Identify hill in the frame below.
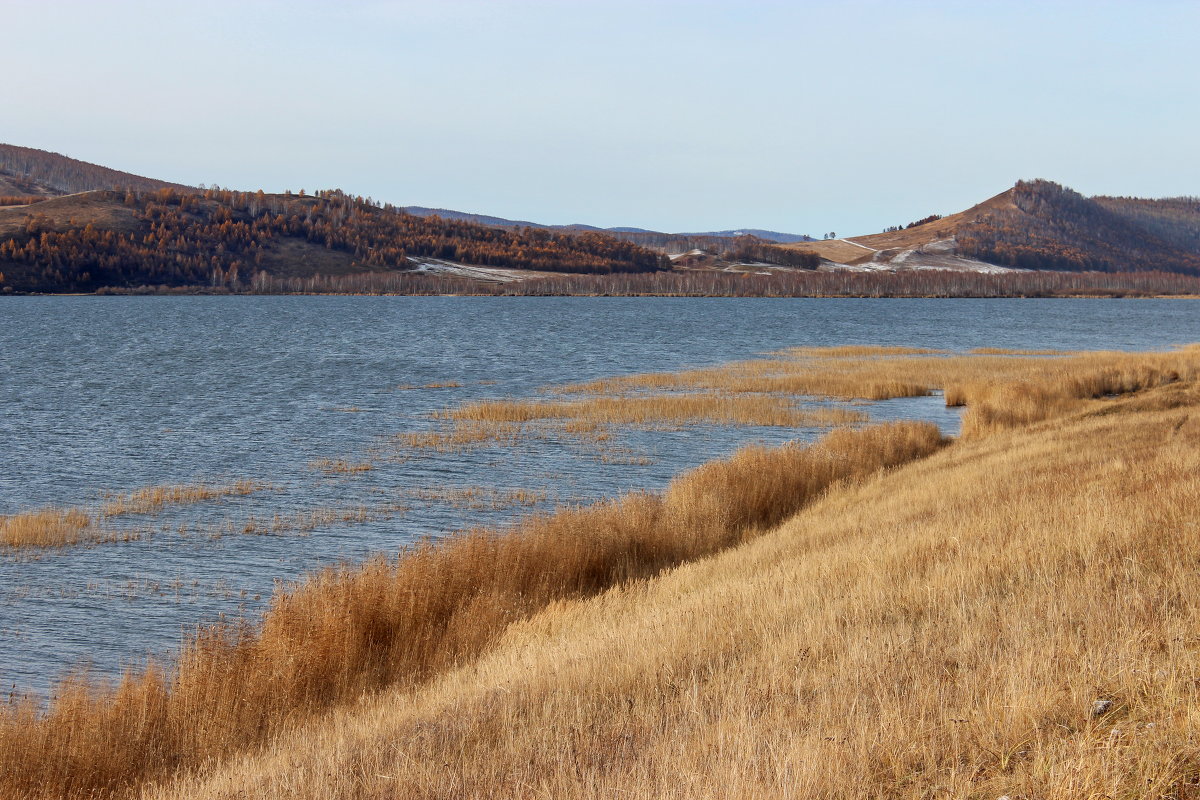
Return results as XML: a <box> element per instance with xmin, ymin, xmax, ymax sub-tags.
<box><xmin>2</xmin><ymin>143</ymin><xmax>1197</xmax><ymax>292</ymax></box>
<box><xmin>786</xmin><ymin>180</ymin><xmax>1200</xmax><ymax>275</ymax></box>
<box><xmin>401</xmin><ymin>205</ymin><xmax>814</xmax><ymax>250</ymax></box>
<box><xmin>0</xmin><ymin>188</ymin><xmax>668</xmax><ymax>293</ymax></box>
<box><xmin>0</xmin><ymin>143</ymin><xmax>189</xmax><ymax>197</ymax></box>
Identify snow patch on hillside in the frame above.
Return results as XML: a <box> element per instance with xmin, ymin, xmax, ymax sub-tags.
<box><xmin>406</xmin><ymin>257</ymin><xmax>531</xmax><ymax>282</ymax></box>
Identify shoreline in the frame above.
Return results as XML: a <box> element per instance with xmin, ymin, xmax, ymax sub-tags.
<box><xmin>4</xmin><ymin>291</ymin><xmax>1200</xmax><ymax>300</ymax></box>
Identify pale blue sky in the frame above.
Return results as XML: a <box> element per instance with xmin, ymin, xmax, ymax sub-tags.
<box><xmin>8</xmin><ymin>0</ymin><xmax>1198</xmax><ymax>235</ymax></box>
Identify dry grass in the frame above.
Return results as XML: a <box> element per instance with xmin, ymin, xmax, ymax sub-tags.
<box><xmin>780</xmin><ymin>344</ymin><xmax>948</xmax><ymax>357</ymax></box>
<box><xmin>951</xmin><ymin>347</ymin><xmax>1200</xmax><ymax>438</ymax></box>
<box><xmin>443</xmin><ymin>393</ymin><xmax>867</xmax><ymax>427</ymax></box>
<box><xmin>393</xmin><ymin>422</ymin><xmax>524</xmax><ymax>452</ymax></box>
<box><xmin>237</xmin><ymin>505</ymin><xmax>387</xmax><ymax>536</ymax></box>
<box><xmin>0</xmin><ymin>508</ymin><xmax>151</xmax><ymax>549</ymax></box>
<box><xmin>0</xmin><ymin>508</ymin><xmax>100</xmax><ymax>548</ymax></box>
<box><xmin>4</xmin><ymin>480</ymin><xmax>266</xmax><ymax>549</ymax></box>
<box><xmin>969</xmin><ymin>346</ymin><xmax>1070</xmax><ymax>355</ymax></box>
<box><xmin>409</xmin><ymin>486</ymin><xmax>548</xmax><ymax>510</ymax></box>
<box><xmin>144</xmin><ymin>374</ymin><xmax>1200</xmax><ymax>800</ymax></box>
<box><xmin>553</xmin><ymin>346</ymin><xmax>1200</xmax><ymax>411</ymax></box>
<box><xmin>101</xmin><ymin>481</ymin><xmax>263</xmax><ymax>516</ymax></box>
<box><xmin>551</xmin><ymin>350</ymin><xmax>1022</xmax><ymax>400</ymax></box>
<box><xmin>307</xmin><ymin>459</ymin><xmax>374</xmax><ymax>474</ymax></box>
<box><xmin>0</xmin><ymin>422</ymin><xmax>942</xmax><ymax>799</ymax></box>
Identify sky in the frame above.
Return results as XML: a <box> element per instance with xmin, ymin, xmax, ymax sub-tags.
<box><xmin>7</xmin><ymin>0</ymin><xmax>1199</xmax><ymax>235</ymax></box>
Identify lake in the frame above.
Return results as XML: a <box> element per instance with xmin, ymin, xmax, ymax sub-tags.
<box><xmin>1</xmin><ymin>296</ymin><xmax>1197</xmax><ymax>696</ymax></box>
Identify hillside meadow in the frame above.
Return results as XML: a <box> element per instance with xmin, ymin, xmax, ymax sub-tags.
<box><xmin>1</xmin><ymin>345</ymin><xmax>1198</xmax><ymax>798</ymax></box>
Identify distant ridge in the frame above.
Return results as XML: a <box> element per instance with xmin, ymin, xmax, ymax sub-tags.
<box><xmin>402</xmin><ymin>206</ymin><xmax>813</xmax><ymax>247</ymax></box>
<box><xmin>0</xmin><ymin>143</ymin><xmax>191</xmax><ymax>196</ymax></box>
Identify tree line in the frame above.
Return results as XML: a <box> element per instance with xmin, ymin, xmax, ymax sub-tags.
<box><xmin>0</xmin><ymin>143</ymin><xmax>185</xmax><ymax>195</ymax></box>
<box><xmin>0</xmin><ymin>188</ymin><xmax>669</xmax><ymax>292</ymax></box>
<box><xmin>881</xmin><ymin>213</ymin><xmax>944</xmax><ymax>234</ymax></box>
<box><xmin>207</xmin><ymin>267</ymin><xmax>1200</xmax><ymax>298</ymax></box>
<box><xmin>956</xmin><ymin>180</ymin><xmax>1200</xmax><ymax>274</ymax></box>
<box><xmin>720</xmin><ymin>236</ymin><xmax>821</xmax><ymax>268</ymax></box>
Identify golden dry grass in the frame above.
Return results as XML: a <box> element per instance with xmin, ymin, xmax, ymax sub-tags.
<box><xmin>3</xmin><ymin>480</ymin><xmax>265</xmax><ymax>549</ymax></box>
<box><xmin>952</xmin><ymin>347</ymin><xmax>1200</xmax><ymax>438</ymax></box>
<box><xmin>781</xmin><ymin>344</ymin><xmax>948</xmax><ymax>357</ymax></box>
<box><xmin>101</xmin><ymin>480</ymin><xmax>263</xmax><ymax>516</ymax></box>
<box><xmin>443</xmin><ymin>393</ymin><xmax>867</xmax><ymax>427</ymax></box>
<box><xmin>969</xmin><ymin>346</ymin><xmax>1071</xmax><ymax>355</ymax></box>
<box><xmin>0</xmin><ymin>508</ymin><xmax>99</xmax><ymax>548</ymax></box>
<box><xmin>393</xmin><ymin>422</ymin><xmax>525</xmax><ymax>452</ymax></box>
<box><xmin>553</xmin><ymin>345</ymin><xmax>1200</xmax><ymax>411</ymax></box>
<box><xmin>143</xmin><ymin>374</ymin><xmax>1200</xmax><ymax>800</ymax></box>
<box><xmin>0</xmin><ymin>422</ymin><xmax>942</xmax><ymax>799</ymax></box>
<box><xmin>554</xmin><ymin>352</ymin><xmax>1015</xmax><ymax>400</ymax></box>
<box><xmin>409</xmin><ymin>486</ymin><xmax>548</xmax><ymax>510</ymax></box>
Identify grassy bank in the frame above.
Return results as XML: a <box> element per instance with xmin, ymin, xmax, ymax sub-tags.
<box><xmin>145</xmin><ymin>357</ymin><xmax>1200</xmax><ymax>799</ymax></box>
<box><xmin>4</xmin><ymin>346</ymin><xmax>1199</xmax><ymax>799</ymax></box>
<box><xmin>0</xmin><ymin>422</ymin><xmax>941</xmax><ymax>799</ymax></box>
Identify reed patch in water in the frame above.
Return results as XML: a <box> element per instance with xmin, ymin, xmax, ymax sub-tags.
<box><xmin>408</xmin><ymin>486</ymin><xmax>549</xmax><ymax>510</ymax></box>
<box><xmin>443</xmin><ymin>393</ymin><xmax>867</xmax><ymax>427</ymax></box>
<box><xmin>100</xmin><ymin>480</ymin><xmax>264</xmax><ymax>517</ymax></box>
<box><xmin>394</xmin><ymin>422</ymin><xmax>525</xmax><ymax>452</ymax></box>
<box><xmin>553</xmin><ymin>352</ymin><xmax>1052</xmax><ymax>400</ymax></box>
<box><xmin>0</xmin><ymin>508</ymin><xmax>101</xmax><ymax>548</ymax></box>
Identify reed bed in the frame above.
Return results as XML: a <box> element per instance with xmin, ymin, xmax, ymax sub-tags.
<box><xmin>951</xmin><ymin>347</ymin><xmax>1200</xmax><ymax>438</ymax></box>
<box><xmin>408</xmin><ymin>486</ymin><xmax>549</xmax><ymax>510</ymax></box>
<box><xmin>777</xmin><ymin>344</ymin><xmax>948</xmax><ymax>357</ymax></box>
<box><xmin>393</xmin><ymin>422</ymin><xmax>525</xmax><ymax>452</ymax></box>
<box><xmin>969</xmin><ymin>346</ymin><xmax>1071</xmax><ymax>355</ymax></box>
<box><xmin>0</xmin><ymin>422</ymin><xmax>943</xmax><ymax>800</ymax></box>
<box><xmin>238</xmin><ymin>505</ymin><xmax>375</xmax><ymax>536</ymax></box>
<box><xmin>145</xmin><ymin>375</ymin><xmax>1200</xmax><ymax>800</ymax></box>
<box><xmin>553</xmin><ymin>351</ymin><xmax>1049</xmax><ymax>400</ymax></box>
<box><xmin>0</xmin><ymin>508</ymin><xmax>101</xmax><ymax>548</ymax></box>
<box><xmin>552</xmin><ymin>346</ymin><xmax>1200</xmax><ymax>415</ymax></box>
<box><xmin>443</xmin><ymin>393</ymin><xmax>868</xmax><ymax>427</ymax></box>
<box><xmin>101</xmin><ymin>481</ymin><xmax>263</xmax><ymax>517</ymax></box>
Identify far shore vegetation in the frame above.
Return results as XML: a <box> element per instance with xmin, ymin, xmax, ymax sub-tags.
<box><xmin>14</xmin><ymin>266</ymin><xmax>1200</xmax><ymax>298</ymax></box>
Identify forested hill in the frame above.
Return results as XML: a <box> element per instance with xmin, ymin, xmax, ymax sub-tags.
<box><xmin>0</xmin><ymin>188</ymin><xmax>669</xmax><ymax>293</ymax></box>
<box><xmin>779</xmin><ymin>179</ymin><xmax>1200</xmax><ymax>275</ymax></box>
<box><xmin>955</xmin><ymin>180</ymin><xmax>1200</xmax><ymax>274</ymax></box>
<box><xmin>0</xmin><ymin>143</ymin><xmax>189</xmax><ymax>197</ymax></box>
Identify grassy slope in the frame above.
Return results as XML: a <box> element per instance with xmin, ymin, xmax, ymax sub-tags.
<box><xmin>781</xmin><ymin>189</ymin><xmax>1017</xmax><ymax>265</ymax></box>
<box><xmin>149</xmin><ymin>380</ymin><xmax>1200</xmax><ymax>798</ymax></box>
<box><xmin>0</xmin><ymin>192</ymin><xmax>143</xmax><ymax>237</ymax></box>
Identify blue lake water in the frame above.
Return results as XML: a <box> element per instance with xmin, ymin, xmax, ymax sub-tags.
<box><xmin>1</xmin><ymin>296</ymin><xmax>1197</xmax><ymax>696</ymax></box>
